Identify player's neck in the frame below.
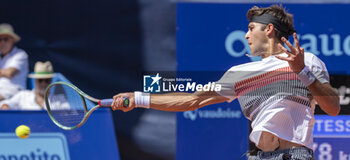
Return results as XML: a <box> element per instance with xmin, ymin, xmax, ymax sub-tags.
<box><xmin>262</xmin><ymin>40</ymin><xmax>283</xmax><ymax>58</ymax></box>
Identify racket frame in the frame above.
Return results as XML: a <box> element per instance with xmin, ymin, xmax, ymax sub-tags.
<box><xmin>45</xmin><ymin>81</ymin><xmax>105</xmax><ymax>130</ymax></box>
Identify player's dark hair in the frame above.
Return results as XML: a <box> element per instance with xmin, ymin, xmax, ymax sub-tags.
<box><xmin>247</xmin><ymin>4</ymin><xmax>295</xmax><ymax>40</ymax></box>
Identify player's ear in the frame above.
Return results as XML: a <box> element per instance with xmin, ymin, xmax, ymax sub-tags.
<box><xmin>265</xmin><ymin>23</ymin><xmax>275</xmax><ymax>37</ymax></box>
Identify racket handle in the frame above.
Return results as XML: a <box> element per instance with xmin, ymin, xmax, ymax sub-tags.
<box><xmin>99</xmin><ymin>99</ymin><xmax>113</xmax><ymax>106</ymax></box>
<box><xmin>99</xmin><ymin>98</ymin><xmax>130</xmax><ymax>107</ymax></box>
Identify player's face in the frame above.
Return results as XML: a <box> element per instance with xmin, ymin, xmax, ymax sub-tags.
<box><xmin>35</xmin><ymin>78</ymin><xmax>52</xmax><ymax>96</ymax></box>
<box><xmin>245</xmin><ymin>22</ymin><xmax>269</xmax><ymax>56</ymax></box>
<box><xmin>0</xmin><ymin>35</ymin><xmax>15</xmax><ymax>55</ymax></box>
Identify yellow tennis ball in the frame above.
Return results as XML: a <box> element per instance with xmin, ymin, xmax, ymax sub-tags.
<box><xmin>15</xmin><ymin>125</ymin><xmax>30</xmax><ymax>139</ymax></box>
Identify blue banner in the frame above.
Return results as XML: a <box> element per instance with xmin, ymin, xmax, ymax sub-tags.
<box><xmin>313</xmin><ymin>137</ymin><xmax>350</xmax><ymax>160</ymax></box>
<box><xmin>313</xmin><ymin>115</ymin><xmax>350</xmax><ymax>160</ymax></box>
<box><xmin>0</xmin><ymin>110</ymin><xmax>120</xmax><ymax>160</ymax></box>
<box><xmin>314</xmin><ymin>115</ymin><xmax>350</xmax><ymax>137</ymax></box>
<box><xmin>0</xmin><ymin>133</ymin><xmax>70</xmax><ymax>160</ymax></box>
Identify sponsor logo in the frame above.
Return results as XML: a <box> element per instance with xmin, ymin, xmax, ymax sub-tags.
<box><xmin>143</xmin><ymin>73</ymin><xmax>222</xmax><ymax>93</ymax></box>
<box><xmin>143</xmin><ymin>73</ymin><xmax>162</xmax><ymax>93</ymax></box>
<box><xmin>162</xmin><ymin>81</ymin><xmax>221</xmax><ymax>92</ymax></box>
<box><xmin>0</xmin><ymin>148</ymin><xmax>62</xmax><ymax>160</ymax></box>
<box><xmin>0</xmin><ymin>133</ymin><xmax>70</xmax><ymax>160</ymax></box>
<box><xmin>225</xmin><ymin>30</ymin><xmax>350</xmax><ymax>61</ymax></box>
<box><xmin>183</xmin><ymin>107</ymin><xmax>241</xmax><ymax>121</ymax></box>
<box><xmin>313</xmin><ymin>115</ymin><xmax>350</xmax><ymax>160</ymax></box>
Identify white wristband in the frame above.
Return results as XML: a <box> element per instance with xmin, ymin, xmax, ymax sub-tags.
<box><xmin>134</xmin><ymin>91</ymin><xmax>150</xmax><ymax>109</ymax></box>
<box><xmin>298</xmin><ymin>66</ymin><xmax>316</xmax><ymax>86</ymax></box>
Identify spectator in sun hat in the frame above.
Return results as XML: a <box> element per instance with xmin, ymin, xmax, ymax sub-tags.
<box><xmin>1</xmin><ymin>61</ymin><xmax>69</xmax><ymax>110</ymax></box>
<box><xmin>0</xmin><ymin>23</ymin><xmax>28</xmax><ymax>101</ymax></box>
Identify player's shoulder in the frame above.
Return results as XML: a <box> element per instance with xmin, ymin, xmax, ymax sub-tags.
<box><xmin>304</xmin><ymin>52</ymin><xmax>317</xmax><ymax>59</ymax></box>
<box><xmin>227</xmin><ymin>61</ymin><xmax>262</xmax><ymax>72</ymax></box>
<box><xmin>304</xmin><ymin>52</ymin><xmax>325</xmax><ymax>64</ymax></box>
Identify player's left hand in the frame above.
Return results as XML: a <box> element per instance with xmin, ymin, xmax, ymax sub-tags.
<box><xmin>112</xmin><ymin>92</ymin><xmax>135</xmax><ymax>112</ymax></box>
<box><xmin>276</xmin><ymin>32</ymin><xmax>305</xmax><ymax>74</ymax></box>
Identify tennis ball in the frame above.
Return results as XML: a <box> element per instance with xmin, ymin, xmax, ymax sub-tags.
<box><xmin>15</xmin><ymin>125</ymin><xmax>30</xmax><ymax>139</ymax></box>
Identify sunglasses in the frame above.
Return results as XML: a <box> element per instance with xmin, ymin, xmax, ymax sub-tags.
<box><xmin>37</xmin><ymin>79</ymin><xmax>52</xmax><ymax>83</ymax></box>
<box><xmin>0</xmin><ymin>37</ymin><xmax>9</xmax><ymax>42</ymax></box>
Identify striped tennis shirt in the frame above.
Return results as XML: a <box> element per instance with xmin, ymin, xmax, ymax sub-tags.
<box><xmin>216</xmin><ymin>52</ymin><xmax>329</xmax><ymax>149</ymax></box>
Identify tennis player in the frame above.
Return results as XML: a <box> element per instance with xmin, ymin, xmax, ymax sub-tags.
<box><xmin>112</xmin><ymin>5</ymin><xmax>340</xmax><ymax>159</ymax></box>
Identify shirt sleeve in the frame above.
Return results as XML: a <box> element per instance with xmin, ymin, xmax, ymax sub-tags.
<box><xmin>6</xmin><ymin>50</ymin><xmax>28</xmax><ymax>71</ymax></box>
<box><xmin>310</xmin><ymin>55</ymin><xmax>329</xmax><ymax>84</ymax></box>
<box><xmin>1</xmin><ymin>93</ymin><xmax>21</xmax><ymax>110</ymax></box>
<box><xmin>215</xmin><ymin>68</ymin><xmax>236</xmax><ymax>102</ymax></box>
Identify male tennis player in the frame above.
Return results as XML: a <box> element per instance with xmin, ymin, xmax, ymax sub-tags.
<box><xmin>112</xmin><ymin>5</ymin><xmax>340</xmax><ymax>159</ymax></box>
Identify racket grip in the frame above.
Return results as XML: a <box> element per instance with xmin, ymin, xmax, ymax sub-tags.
<box><xmin>99</xmin><ymin>98</ymin><xmax>130</xmax><ymax>107</ymax></box>
<box><xmin>99</xmin><ymin>99</ymin><xmax>113</xmax><ymax>106</ymax></box>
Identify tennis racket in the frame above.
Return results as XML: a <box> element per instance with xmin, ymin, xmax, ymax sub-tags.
<box><xmin>44</xmin><ymin>81</ymin><xmax>129</xmax><ymax>130</ymax></box>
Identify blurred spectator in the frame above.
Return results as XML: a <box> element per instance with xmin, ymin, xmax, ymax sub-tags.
<box><xmin>1</xmin><ymin>61</ymin><xmax>56</xmax><ymax>110</ymax></box>
<box><xmin>0</xmin><ymin>23</ymin><xmax>28</xmax><ymax>101</ymax></box>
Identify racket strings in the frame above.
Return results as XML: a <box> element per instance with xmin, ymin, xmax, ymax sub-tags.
<box><xmin>51</xmin><ymin>110</ymin><xmax>85</xmax><ymax>127</ymax></box>
<box><xmin>47</xmin><ymin>83</ymin><xmax>88</xmax><ymax>128</ymax></box>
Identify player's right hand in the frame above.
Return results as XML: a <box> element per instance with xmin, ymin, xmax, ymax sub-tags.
<box><xmin>112</xmin><ymin>92</ymin><xmax>135</xmax><ymax>112</ymax></box>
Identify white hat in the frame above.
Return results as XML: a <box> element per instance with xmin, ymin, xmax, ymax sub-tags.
<box><xmin>0</xmin><ymin>23</ymin><xmax>21</xmax><ymax>42</ymax></box>
<box><xmin>28</xmin><ymin>61</ymin><xmax>55</xmax><ymax>79</ymax></box>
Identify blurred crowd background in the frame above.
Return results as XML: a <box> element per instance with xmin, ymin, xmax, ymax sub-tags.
<box><xmin>0</xmin><ymin>0</ymin><xmax>176</xmax><ymax>160</ymax></box>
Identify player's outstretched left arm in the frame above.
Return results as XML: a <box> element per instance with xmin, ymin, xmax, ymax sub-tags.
<box><xmin>111</xmin><ymin>91</ymin><xmax>230</xmax><ymax>112</ymax></box>
<box><xmin>276</xmin><ymin>33</ymin><xmax>340</xmax><ymax>116</ymax></box>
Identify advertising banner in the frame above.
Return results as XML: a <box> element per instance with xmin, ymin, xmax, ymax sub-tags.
<box><xmin>0</xmin><ymin>110</ymin><xmax>120</xmax><ymax>160</ymax></box>
<box><xmin>314</xmin><ymin>115</ymin><xmax>350</xmax><ymax>160</ymax></box>
<box><xmin>0</xmin><ymin>133</ymin><xmax>70</xmax><ymax>160</ymax></box>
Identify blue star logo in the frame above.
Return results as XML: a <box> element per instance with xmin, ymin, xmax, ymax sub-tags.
<box><xmin>143</xmin><ymin>73</ymin><xmax>162</xmax><ymax>93</ymax></box>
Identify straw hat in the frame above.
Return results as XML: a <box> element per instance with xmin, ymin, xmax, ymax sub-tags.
<box><xmin>28</xmin><ymin>61</ymin><xmax>55</xmax><ymax>79</ymax></box>
<box><xmin>0</xmin><ymin>23</ymin><xmax>21</xmax><ymax>42</ymax></box>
